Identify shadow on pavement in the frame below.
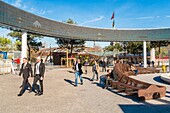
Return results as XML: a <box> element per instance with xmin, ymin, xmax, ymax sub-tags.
<box><xmin>67</xmin><ymin>70</ymin><xmax>75</xmax><ymax>73</ymax></box>
<box><xmin>92</xmin><ymin>81</ymin><xmax>143</xmax><ymax>102</ymax></box>
<box><xmin>153</xmin><ymin>76</ymin><xmax>170</xmax><ymax>85</ymax></box>
<box><xmin>91</xmin><ymin>82</ymin><xmax>105</xmax><ymax>89</ymax></box>
<box><xmin>82</xmin><ymin>77</ymin><xmax>92</xmax><ymax>81</ymax></box>
<box><xmin>119</xmin><ymin>104</ymin><xmax>170</xmax><ymax>113</ymax></box>
<box><xmin>64</xmin><ymin>79</ymin><xmax>75</xmax><ymax>86</ymax></box>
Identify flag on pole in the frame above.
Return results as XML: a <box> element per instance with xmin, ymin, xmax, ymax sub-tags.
<box><xmin>111</xmin><ymin>12</ymin><xmax>114</xmax><ymax>20</ymax></box>
<box><xmin>111</xmin><ymin>12</ymin><xmax>115</xmax><ymax>28</ymax></box>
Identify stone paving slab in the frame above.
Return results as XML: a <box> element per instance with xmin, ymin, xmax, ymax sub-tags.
<box><xmin>0</xmin><ymin>67</ymin><xmax>170</xmax><ymax>113</ymax></box>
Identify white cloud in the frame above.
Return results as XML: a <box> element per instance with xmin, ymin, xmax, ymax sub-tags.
<box><xmin>136</xmin><ymin>16</ymin><xmax>162</xmax><ymax>20</ymax></box>
<box><xmin>29</xmin><ymin>8</ymin><xmax>46</xmax><ymax>15</ymax></box>
<box><xmin>136</xmin><ymin>16</ymin><xmax>154</xmax><ymax>20</ymax></box>
<box><xmin>13</xmin><ymin>0</ymin><xmax>22</xmax><ymax>8</ymax></box>
<box><xmin>22</xmin><ymin>4</ymin><xmax>28</xmax><ymax>9</ymax></box>
<box><xmin>2</xmin><ymin>0</ymin><xmax>9</xmax><ymax>3</ymax></box>
<box><xmin>11</xmin><ymin>0</ymin><xmax>46</xmax><ymax>15</ymax></box>
<box><xmin>166</xmin><ymin>15</ymin><xmax>170</xmax><ymax>18</ymax></box>
<box><xmin>80</xmin><ymin>16</ymin><xmax>104</xmax><ymax>25</ymax></box>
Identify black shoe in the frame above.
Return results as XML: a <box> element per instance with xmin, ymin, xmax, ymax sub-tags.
<box><xmin>35</xmin><ymin>92</ymin><xmax>40</xmax><ymax>96</ymax></box>
<box><xmin>28</xmin><ymin>90</ymin><xmax>32</xmax><ymax>93</ymax></box>
<box><xmin>39</xmin><ymin>92</ymin><xmax>43</xmax><ymax>95</ymax></box>
<box><xmin>19</xmin><ymin>85</ymin><xmax>23</xmax><ymax>88</ymax></box>
<box><xmin>74</xmin><ymin>85</ymin><xmax>77</xmax><ymax>87</ymax></box>
<box><xmin>17</xmin><ymin>94</ymin><xmax>22</xmax><ymax>96</ymax></box>
<box><xmin>81</xmin><ymin>82</ymin><xmax>83</xmax><ymax>85</ymax></box>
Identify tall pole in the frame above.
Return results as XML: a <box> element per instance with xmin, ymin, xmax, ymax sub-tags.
<box><xmin>143</xmin><ymin>41</ymin><xmax>147</xmax><ymax>68</ymax></box>
<box><xmin>50</xmin><ymin>44</ymin><xmax>52</xmax><ymax>63</ymax></box>
<box><xmin>66</xmin><ymin>48</ymin><xmax>68</xmax><ymax>67</ymax></box>
<box><xmin>21</xmin><ymin>32</ymin><xmax>27</xmax><ymax>64</ymax></box>
<box><xmin>93</xmin><ymin>41</ymin><xmax>96</xmax><ymax>47</ymax></box>
<box><xmin>168</xmin><ymin>45</ymin><xmax>170</xmax><ymax>72</ymax></box>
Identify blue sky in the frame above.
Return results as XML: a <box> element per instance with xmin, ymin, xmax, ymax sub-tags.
<box><xmin>1</xmin><ymin>0</ymin><xmax>170</xmax><ymax>47</ymax></box>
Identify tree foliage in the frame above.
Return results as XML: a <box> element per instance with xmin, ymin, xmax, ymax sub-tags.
<box><xmin>126</xmin><ymin>42</ymin><xmax>151</xmax><ymax>55</ymax></box>
<box><xmin>8</xmin><ymin>31</ymin><xmax>43</xmax><ymax>51</ymax></box>
<box><xmin>150</xmin><ymin>41</ymin><xmax>170</xmax><ymax>66</ymax></box>
<box><xmin>150</xmin><ymin>41</ymin><xmax>170</xmax><ymax>56</ymax></box>
<box><xmin>0</xmin><ymin>37</ymin><xmax>12</xmax><ymax>51</ymax></box>
<box><xmin>8</xmin><ymin>31</ymin><xmax>43</xmax><ymax>60</ymax></box>
<box><xmin>104</xmin><ymin>42</ymin><xmax>123</xmax><ymax>51</ymax></box>
<box><xmin>105</xmin><ymin>41</ymin><xmax>151</xmax><ymax>56</ymax></box>
<box><xmin>55</xmin><ymin>19</ymin><xmax>85</xmax><ymax>56</ymax></box>
<box><xmin>126</xmin><ymin>42</ymin><xmax>142</xmax><ymax>55</ymax></box>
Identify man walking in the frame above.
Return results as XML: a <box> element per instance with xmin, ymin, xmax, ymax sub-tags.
<box><xmin>18</xmin><ymin>57</ymin><xmax>33</xmax><ymax>96</ymax></box>
<box><xmin>92</xmin><ymin>60</ymin><xmax>99</xmax><ymax>81</ymax></box>
<box><xmin>74</xmin><ymin>59</ymin><xmax>83</xmax><ymax>87</ymax></box>
<box><xmin>33</xmin><ymin>57</ymin><xmax>45</xmax><ymax>96</ymax></box>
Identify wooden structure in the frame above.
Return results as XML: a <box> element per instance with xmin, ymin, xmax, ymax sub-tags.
<box><xmin>110</xmin><ymin>63</ymin><xmax>166</xmax><ymax>100</ymax></box>
<box><xmin>60</xmin><ymin>58</ymin><xmax>76</xmax><ymax>68</ymax></box>
<box><xmin>115</xmin><ymin>63</ymin><xmax>160</xmax><ymax>76</ymax></box>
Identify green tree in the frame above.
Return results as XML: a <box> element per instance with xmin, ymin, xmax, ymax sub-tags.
<box><xmin>13</xmin><ymin>40</ymin><xmax>22</xmax><ymax>51</ymax></box>
<box><xmin>8</xmin><ymin>31</ymin><xmax>43</xmax><ymax>60</ymax></box>
<box><xmin>55</xmin><ymin>19</ymin><xmax>85</xmax><ymax>56</ymax></box>
<box><xmin>105</xmin><ymin>42</ymin><xmax>151</xmax><ymax>56</ymax></box>
<box><xmin>126</xmin><ymin>42</ymin><xmax>151</xmax><ymax>55</ymax></box>
<box><xmin>126</xmin><ymin>42</ymin><xmax>143</xmax><ymax>55</ymax></box>
<box><xmin>0</xmin><ymin>37</ymin><xmax>12</xmax><ymax>51</ymax></box>
<box><xmin>104</xmin><ymin>42</ymin><xmax>123</xmax><ymax>52</ymax></box>
<box><xmin>150</xmin><ymin>41</ymin><xmax>170</xmax><ymax>66</ymax></box>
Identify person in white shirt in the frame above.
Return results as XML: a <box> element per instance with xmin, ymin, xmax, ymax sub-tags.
<box><xmin>33</xmin><ymin>57</ymin><xmax>45</xmax><ymax>96</ymax></box>
<box><xmin>74</xmin><ymin>59</ymin><xmax>83</xmax><ymax>87</ymax></box>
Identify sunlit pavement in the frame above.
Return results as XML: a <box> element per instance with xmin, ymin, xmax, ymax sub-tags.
<box><xmin>0</xmin><ymin>66</ymin><xmax>170</xmax><ymax>113</ymax></box>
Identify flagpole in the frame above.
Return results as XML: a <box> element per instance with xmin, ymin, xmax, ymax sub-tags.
<box><xmin>111</xmin><ymin>11</ymin><xmax>115</xmax><ymax>29</ymax></box>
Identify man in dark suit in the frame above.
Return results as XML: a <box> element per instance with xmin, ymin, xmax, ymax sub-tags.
<box><xmin>18</xmin><ymin>57</ymin><xmax>33</xmax><ymax>96</ymax></box>
<box><xmin>74</xmin><ymin>59</ymin><xmax>83</xmax><ymax>87</ymax></box>
<box><xmin>33</xmin><ymin>57</ymin><xmax>45</xmax><ymax>96</ymax></box>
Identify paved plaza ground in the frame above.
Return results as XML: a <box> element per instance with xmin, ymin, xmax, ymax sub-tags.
<box><xmin>0</xmin><ymin>66</ymin><xmax>170</xmax><ymax>113</ymax></box>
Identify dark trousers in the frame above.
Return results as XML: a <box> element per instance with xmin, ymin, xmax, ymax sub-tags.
<box><xmin>19</xmin><ymin>76</ymin><xmax>31</xmax><ymax>94</ymax></box>
<box><xmin>102</xmin><ymin>66</ymin><xmax>106</xmax><ymax>72</ymax></box>
<box><xmin>106</xmin><ymin>78</ymin><xmax>112</xmax><ymax>88</ymax></box>
<box><xmin>33</xmin><ymin>74</ymin><xmax>43</xmax><ymax>93</ymax></box>
<box><xmin>92</xmin><ymin>70</ymin><xmax>98</xmax><ymax>80</ymax></box>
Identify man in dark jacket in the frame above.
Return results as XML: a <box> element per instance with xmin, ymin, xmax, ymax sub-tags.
<box><xmin>33</xmin><ymin>57</ymin><xmax>45</xmax><ymax>96</ymax></box>
<box><xmin>74</xmin><ymin>59</ymin><xmax>83</xmax><ymax>87</ymax></box>
<box><xmin>18</xmin><ymin>57</ymin><xmax>33</xmax><ymax>96</ymax></box>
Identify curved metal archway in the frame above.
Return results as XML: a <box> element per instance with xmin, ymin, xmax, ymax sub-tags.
<box><xmin>0</xmin><ymin>1</ymin><xmax>170</xmax><ymax>41</ymax></box>
<box><xmin>0</xmin><ymin>1</ymin><xmax>169</xmax><ymax>68</ymax></box>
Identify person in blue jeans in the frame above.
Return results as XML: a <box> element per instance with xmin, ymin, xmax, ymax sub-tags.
<box><xmin>92</xmin><ymin>60</ymin><xmax>99</xmax><ymax>81</ymax></box>
<box><xmin>130</xmin><ymin>63</ymin><xmax>138</xmax><ymax>75</ymax></box>
<box><xmin>74</xmin><ymin>59</ymin><xmax>83</xmax><ymax>87</ymax></box>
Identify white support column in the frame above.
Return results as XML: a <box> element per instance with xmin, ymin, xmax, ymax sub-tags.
<box><xmin>150</xmin><ymin>48</ymin><xmax>155</xmax><ymax>62</ymax></box>
<box><xmin>21</xmin><ymin>32</ymin><xmax>27</xmax><ymax>64</ymax></box>
<box><xmin>143</xmin><ymin>41</ymin><xmax>147</xmax><ymax>68</ymax></box>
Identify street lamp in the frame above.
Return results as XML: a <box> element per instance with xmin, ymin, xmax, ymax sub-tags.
<box><xmin>50</xmin><ymin>44</ymin><xmax>52</xmax><ymax>63</ymax></box>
